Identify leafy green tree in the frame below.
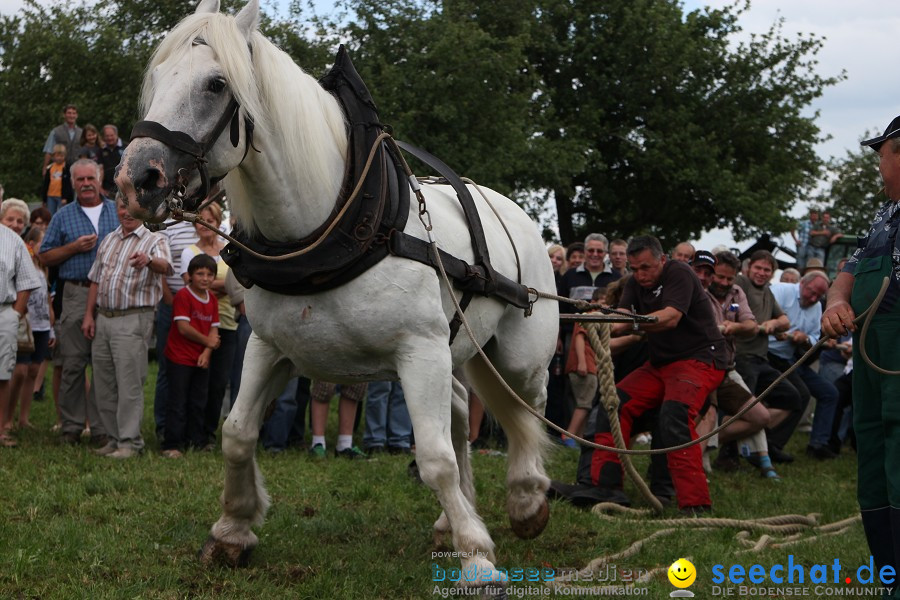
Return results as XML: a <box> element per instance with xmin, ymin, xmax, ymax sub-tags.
<box><xmin>818</xmin><ymin>145</ymin><xmax>884</xmax><ymax>237</ymax></box>
<box><xmin>0</xmin><ymin>0</ymin><xmax>327</xmax><ymax>199</ymax></box>
<box><xmin>0</xmin><ymin>0</ymin><xmax>149</xmax><ymax>197</ymax></box>
<box><xmin>337</xmin><ymin>0</ymin><xmax>538</xmax><ymax>198</ymax></box>
<box><xmin>527</xmin><ymin>0</ymin><xmax>843</xmax><ymax>246</ymax></box>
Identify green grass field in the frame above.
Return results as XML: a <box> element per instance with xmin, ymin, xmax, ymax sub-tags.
<box><xmin>0</xmin><ymin>362</ymin><xmax>872</xmax><ymax>599</ymax></box>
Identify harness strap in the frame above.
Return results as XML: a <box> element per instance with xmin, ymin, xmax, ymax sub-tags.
<box><xmin>388</xmin><ymin>230</ymin><xmax>530</xmax><ymax>309</ymax></box>
<box><xmin>394</xmin><ymin>140</ymin><xmax>498</xmax><ymax>296</ymax></box>
<box><xmin>130</xmin><ymin>121</ymin><xmax>205</xmax><ymax>158</ymax></box>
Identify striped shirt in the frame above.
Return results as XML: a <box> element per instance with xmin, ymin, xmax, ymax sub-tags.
<box><xmin>0</xmin><ymin>226</ymin><xmax>41</xmax><ymax>304</ymax></box>
<box><xmin>40</xmin><ymin>198</ymin><xmax>118</xmax><ymax>281</ymax></box>
<box><xmin>88</xmin><ymin>224</ymin><xmax>173</xmax><ymax>309</ymax></box>
<box><xmin>160</xmin><ymin>220</ymin><xmax>199</xmax><ymax>294</ymax></box>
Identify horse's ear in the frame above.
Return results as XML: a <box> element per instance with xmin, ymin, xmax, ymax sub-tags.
<box><xmin>235</xmin><ymin>0</ymin><xmax>259</xmax><ymax>39</ymax></box>
<box><xmin>195</xmin><ymin>0</ymin><xmax>219</xmax><ymax>14</ymax></box>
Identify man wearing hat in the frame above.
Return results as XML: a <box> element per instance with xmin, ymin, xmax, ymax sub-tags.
<box><xmin>802</xmin><ymin>257</ymin><xmax>826</xmax><ymax>275</ymax></box>
<box><xmin>823</xmin><ymin>115</ymin><xmax>900</xmax><ymax>598</ymax></box>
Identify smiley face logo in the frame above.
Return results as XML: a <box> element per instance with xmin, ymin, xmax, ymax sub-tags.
<box><xmin>668</xmin><ymin>558</ymin><xmax>696</xmax><ymax>588</ymax></box>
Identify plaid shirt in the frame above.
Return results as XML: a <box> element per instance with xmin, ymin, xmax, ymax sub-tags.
<box><xmin>796</xmin><ymin>219</ymin><xmax>813</xmax><ymax>247</ymax></box>
<box><xmin>88</xmin><ymin>224</ymin><xmax>173</xmax><ymax>309</ymax></box>
<box><xmin>40</xmin><ymin>198</ymin><xmax>118</xmax><ymax>281</ymax></box>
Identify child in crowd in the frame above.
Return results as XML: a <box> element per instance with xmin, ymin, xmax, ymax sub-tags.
<box><xmin>6</xmin><ymin>227</ymin><xmax>54</xmax><ymax>436</ymax></box>
<box><xmin>562</xmin><ymin>287</ymin><xmax>604</xmax><ymax>446</ymax></box>
<box><xmin>78</xmin><ymin>124</ymin><xmax>102</xmax><ymax>163</ymax></box>
<box><xmin>41</xmin><ymin>144</ymin><xmax>72</xmax><ymax>215</ymax></box>
<box><xmin>162</xmin><ymin>254</ymin><xmax>219</xmax><ymax>458</ymax></box>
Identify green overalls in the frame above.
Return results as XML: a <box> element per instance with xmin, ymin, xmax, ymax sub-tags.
<box><xmin>850</xmin><ymin>200</ymin><xmax>900</xmax><ymax>598</ymax></box>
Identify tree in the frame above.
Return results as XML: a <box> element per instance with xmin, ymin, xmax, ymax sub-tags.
<box><xmin>527</xmin><ymin>0</ymin><xmax>843</xmax><ymax>246</ymax></box>
<box><xmin>0</xmin><ymin>0</ymin><xmax>328</xmax><ymax>199</ymax></box>
<box><xmin>818</xmin><ymin>145</ymin><xmax>884</xmax><ymax>237</ymax></box>
<box><xmin>337</xmin><ymin>0</ymin><xmax>538</xmax><ymax>198</ymax></box>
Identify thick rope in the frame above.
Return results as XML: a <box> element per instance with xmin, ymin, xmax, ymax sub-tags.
<box><xmin>586</xmin><ymin>322</ymin><xmax>664</xmax><ymax>512</ymax></box>
<box><xmin>547</xmin><ymin>512</ymin><xmax>861</xmax><ymax>593</ymax></box>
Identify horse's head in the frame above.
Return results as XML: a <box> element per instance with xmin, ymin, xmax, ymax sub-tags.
<box><xmin>117</xmin><ymin>0</ymin><xmax>263</xmax><ymax>222</ymax></box>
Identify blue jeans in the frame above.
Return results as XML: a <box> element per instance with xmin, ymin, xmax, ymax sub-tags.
<box><xmin>363</xmin><ymin>381</ymin><xmax>413</xmax><ymax>449</ymax></box>
<box><xmin>205</xmin><ymin>328</ymin><xmax>238</xmax><ymax>442</ymax></box>
<box><xmin>153</xmin><ymin>300</ymin><xmax>173</xmax><ymax>435</ymax></box>
<box><xmin>46</xmin><ymin>196</ymin><xmax>62</xmax><ymax>215</ymax></box>
<box><xmin>793</xmin><ymin>363</ymin><xmax>839</xmax><ymax>448</ymax></box>
<box><xmin>261</xmin><ymin>377</ymin><xmax>311</xmax><ymax>450</ymax></box>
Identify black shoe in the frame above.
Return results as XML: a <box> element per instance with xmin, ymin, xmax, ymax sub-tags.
<box><xmin>60</xmin><ymin>431</ymin><xmax>80</xmax><ymax>445</ymax></box>
<box><xmin>334</xmin><ymin>446</ymin><xmax>369</xmax><ymax>460</ymax></box>
<box><xmin>713</xmin><ymin>443</ymin><xmax>741</xmax><ymax>472</ymax></box>
<box><xmin>546</xmin><ymin>480</ymin><xmax>631</xmax><ymax>508</ymax></box>
<box><xmin>408</xmin><ymin>459</ymin><xmax>422</xmax><ymax>483</ymax></box>
<box><xmin>768</xmin><ymin>446</ymin><xmax>795</xmax><ymax>464</ymax></box>
<box><xmin>806</xmin><ymin>444</ymin><xmax>837</xmax><ymax>460</ymax></box>
<box><xmin>470</xmin><ymin>438</ymin><xmax>488</xmax><ymax>450</ymax></box>
<box><xmin>89</xmin><ymin>434</ymin><xmax>110</xmax><ymax>449</ymax></box>
<box><xmin>364</xmin><ymin>445</ymin><xmax>386</xmax><ymax>455</ymax></box>
<box><xmin>387</xmin><ymin>445</ymin><xmax>411</xmax><ymax>455</ymax></box>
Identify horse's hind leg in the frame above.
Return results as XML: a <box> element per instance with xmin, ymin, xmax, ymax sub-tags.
<box><xmin>398</xmin><ymin>345</ymin><xmax>505</xmax><ymax>587</ymax></box>
<box><xmin>200</xmin><ymin>334</ymin><xmax>291</xmax><ymax>567</ymax></box>
<box><xmin>433</xmin><ymin>375</ymin><xmax>473</xmax><ymax>546</ymax></box>
<box><xmin>464</xmin><ymin>352</ymin><xmax>551</xmax><ymax>540</ymax></box>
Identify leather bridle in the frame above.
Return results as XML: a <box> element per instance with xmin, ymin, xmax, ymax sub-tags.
<box><xmin>128</xmin><ymin>39</ymin><xmax>256</xmax><ymax>212</ymax></box>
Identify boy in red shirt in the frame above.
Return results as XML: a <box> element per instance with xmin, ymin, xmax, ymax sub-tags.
<box><xmin>162</xmin><ymin>254</ymin><xmax>219</xmax><ymax>457</ymax></box>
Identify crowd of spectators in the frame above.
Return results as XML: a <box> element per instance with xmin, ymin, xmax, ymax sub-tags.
<box><xmin>547</xmin><ymin>233</ymin><xmax>856</xmax><ymax>515</ymax></box>
<box><xmin>0</xmin><ymin>103</ymin><xmax>415</xmax><ymax>459</ymax></box>
<box><xmin>0</xmin><ymin>103</ymin><xmax>858</xmax><ymax>502</ymax></box>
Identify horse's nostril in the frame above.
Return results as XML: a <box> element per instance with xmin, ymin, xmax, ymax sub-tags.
<box><xmin>139</xmin><ymin>167</ymin><xmax>162</xmax><ymax>192</ymax></box>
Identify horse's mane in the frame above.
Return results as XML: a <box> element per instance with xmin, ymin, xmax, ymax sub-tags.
<box><xmin>141</xmin><ymin>11</ymin><xmax>348</xmax><ymax>233</ymax></box>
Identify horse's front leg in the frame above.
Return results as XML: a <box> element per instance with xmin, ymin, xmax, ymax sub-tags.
<box><xmin>200</xmin><ymin>334</ymin><xmax>291</xmax><ymax>567</ymax></box>
<box><xmin>399</xmin><ymin>345</ymin><xmax>506</xmax><ymax>592</ymax></box>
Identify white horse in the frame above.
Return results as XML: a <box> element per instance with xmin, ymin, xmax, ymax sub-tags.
<box><xmin>116</xmin><ymin>0</ymin><xmax>558</xmax><ymax>588</ymax></box>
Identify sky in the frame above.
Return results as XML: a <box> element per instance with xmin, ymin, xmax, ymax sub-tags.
<box><xmin>2</xmin><ymin>0</ymin><xmax>897</xmax><ymax>254</ymax></box>
<box><xmin>685</xmin><ymin>0</ymin><xmax>900</xmax><ymax>255</ymax></box>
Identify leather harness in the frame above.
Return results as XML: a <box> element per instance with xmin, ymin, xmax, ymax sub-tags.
<box><xmin>137</xmin><ymin>43</ymin><xmax>533</xmax><ymax>343</ymax></box>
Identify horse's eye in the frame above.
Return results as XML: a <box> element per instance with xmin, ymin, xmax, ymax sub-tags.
<box><xmin>207</xmin><ymin>77</ymin><xmax>226</xmax><ymax>93</ymax></box>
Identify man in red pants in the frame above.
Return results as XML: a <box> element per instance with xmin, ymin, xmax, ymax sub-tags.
<box><xmin>599</xmin><ymin>235</ymin><xmax>727</xmax><ymax>513</ymax></box>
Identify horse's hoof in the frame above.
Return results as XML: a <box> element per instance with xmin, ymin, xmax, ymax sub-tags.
<box><xmin>509</xmin><ymin>498</ymin><xmax>549</xmax><ymax>540</ymax></box>
<box><xmin>198</xmin><ymin>535</ymin><xmax>254</xmax><ymax>567</ymax></box>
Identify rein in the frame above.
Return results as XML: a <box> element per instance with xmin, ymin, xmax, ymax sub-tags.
<box><xmin>129</xmin><ymin>41</ymin><xmax>256</xmax><ymax>213</ymax></box>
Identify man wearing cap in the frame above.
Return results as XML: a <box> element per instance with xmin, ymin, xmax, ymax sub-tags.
<box><xmin>823</xmin><ymin>115</ymin><xmax>900</xmax><ymax>595</ymax></box>
<box><xmin>768</xmin><ymin>272</ymin><xmax>838</xmax><ymax>460</ymax></box>
<box><xmin>693</xmin><ymin>250</ymin><xmax>778</xmax><ymax>478</ymax></box>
